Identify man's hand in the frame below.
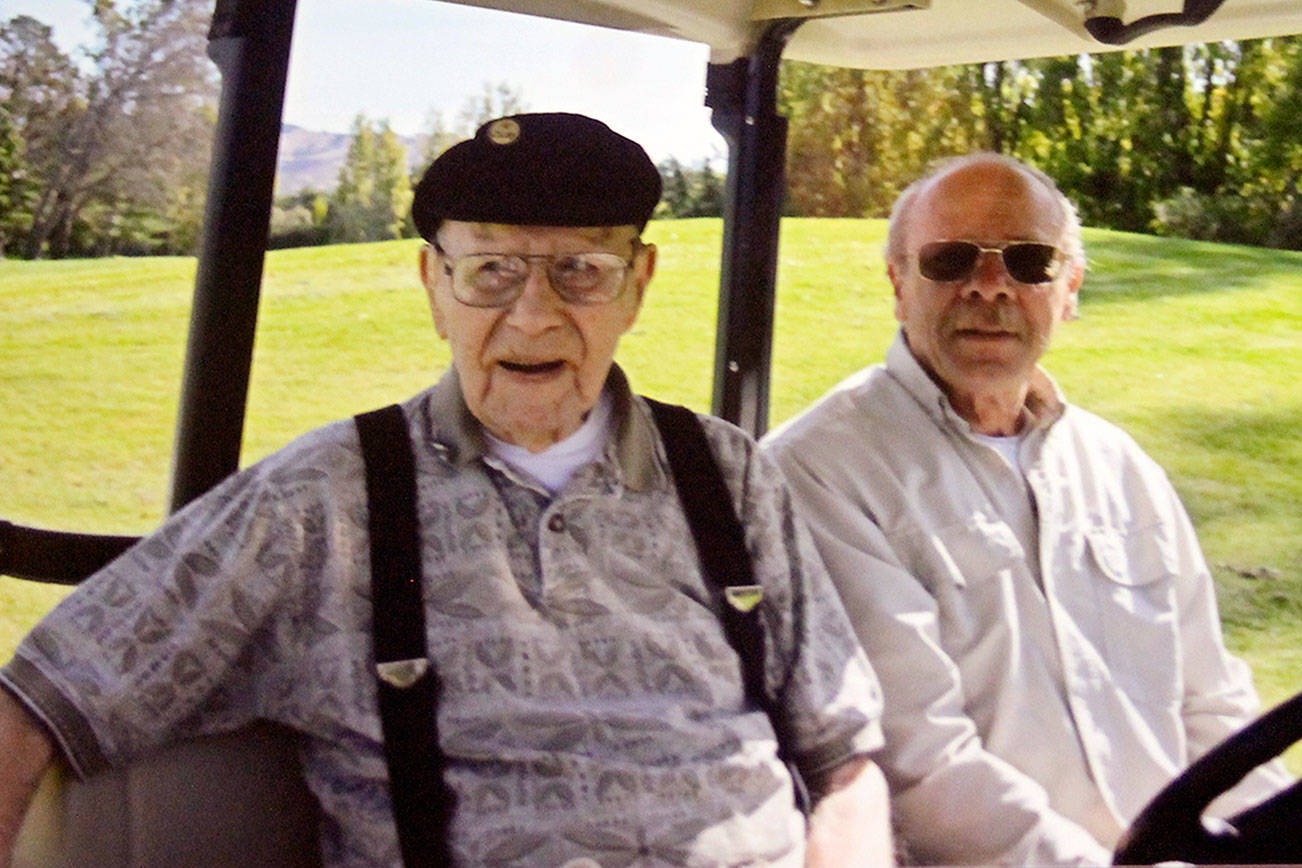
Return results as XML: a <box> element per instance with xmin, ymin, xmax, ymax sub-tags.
<box><xmin>804</xmin><ymin>755</ymin><xmax>894</xmax><ymax>867</ymax></box>
<box><xmin>0</xmin><ymin>688</ymin><xmax>54</xmax><ymax>868</ymax></box>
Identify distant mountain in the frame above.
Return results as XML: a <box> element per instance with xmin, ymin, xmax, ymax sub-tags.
<box><xmin>276</xmin><ymin>124</ymin><xmax>425</xmax><ymax>196</ymax></box>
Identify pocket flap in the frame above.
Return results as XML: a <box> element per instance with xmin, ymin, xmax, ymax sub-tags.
<box><xmin>1086</xmin><ymin>525</ymin><xmax>1178</xmax><ymax>587</ymax></box>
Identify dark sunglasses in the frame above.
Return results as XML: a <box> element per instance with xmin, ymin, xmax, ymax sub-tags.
<box><xmin>917</xmin><ymin>240</ymin><xmax>1064</xmax><ymax>284</ymax></box>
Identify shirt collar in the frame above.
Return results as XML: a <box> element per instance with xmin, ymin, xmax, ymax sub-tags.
<box><xmin>417</xmin><ymin>362</ymin><xmax>665</xmax><ymax>493</ymax></box>
<box><xmin>885</xmin><ymin>329</ymin><xmax>1066</xmax><ymax>435</ymax></box>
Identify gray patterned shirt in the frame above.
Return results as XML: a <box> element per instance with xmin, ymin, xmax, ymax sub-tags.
<box><xmin>2</xmin><ymin>366</ymin><xmax>882</xmax><ymax>867</ymax></box>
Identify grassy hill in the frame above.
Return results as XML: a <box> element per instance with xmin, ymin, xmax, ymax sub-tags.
<box><xmin>2</xmin><ymin>218</ymin><xmax>1299</xmax><ymax>770</ymax></box>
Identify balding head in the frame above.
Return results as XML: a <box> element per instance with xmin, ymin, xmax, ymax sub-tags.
<box><xmin>886</xmin><ymin>153</ymin><xmax>1084</xmax><ymax>276</ymax></box>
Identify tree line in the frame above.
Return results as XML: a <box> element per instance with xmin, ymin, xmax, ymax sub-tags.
<box><xmin>780</xmin><ymin>36</ymin><xmax>1302</xmax><ymax>248</ymax></box>
<box><xmin>270</xmin><ymin>146</ymin><xmax>725</xmax><ymax>250</ymax></box>
<box><xmin>268</xmin><ymin>100</ymin><xmax>724</xmax><ymax>249</ymax></box>
<box><xmin>1</xmin><ymin>2</ymin><xmax>214</xmax><ymax>258</ymax></box>
<box><xmin>4</xmin><ymin>1</ymin><xmax>1302</xmax><ymax>258</ymax></box>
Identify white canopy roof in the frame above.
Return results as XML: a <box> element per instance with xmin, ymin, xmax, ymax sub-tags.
<box><xmin>435</xmin><ymin>0</ymin><xmax>1302</xmax><ymax>66</ymax></box>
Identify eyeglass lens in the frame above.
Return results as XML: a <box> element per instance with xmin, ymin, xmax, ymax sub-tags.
<box><xmin>452</xmin><ymin>253</ymin><xmax>629</xmax><ymax>306</ymax></box>
<box><xmin>918</xmin><ymin>241</ymin><xmax>1061</xmax><ymax>284</ymax></box>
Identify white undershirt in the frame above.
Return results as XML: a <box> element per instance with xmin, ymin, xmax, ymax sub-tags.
<box><xmin>485</xmin><ymin>391</ymin><xmax>614</xmax><ymax>494</ymax></box>
<box><xmin>970</xmin><ymin>431</ymin><xmax>1024</xmax><ymax>471</ymax></box>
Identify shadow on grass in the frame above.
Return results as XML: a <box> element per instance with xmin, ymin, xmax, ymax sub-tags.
<box><xmin>1143</xmin><ymin>403</ymin><xmax>1302</xmax><ymax>633</ymax></box>
<box><xmin>1158</xmin><ymin>403</ymin><xmax>1302</xmax><ymax>470</ymax></box>
<box><xmin>1082</xmin><ymin>230</ymin><xmax>1302</xmax><ymax>304</ymax></box>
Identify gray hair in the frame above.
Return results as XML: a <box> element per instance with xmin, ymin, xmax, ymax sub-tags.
<box><xmin>884</xmin><ymin>152</ymin><xmax>1084</xmax><ymax>273</ymax></box>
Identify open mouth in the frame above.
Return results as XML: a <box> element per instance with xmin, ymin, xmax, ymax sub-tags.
<box><xmin>498</xmin><ymin>359</ymin><xmax>566</xmax><ymax>375</ymax></box>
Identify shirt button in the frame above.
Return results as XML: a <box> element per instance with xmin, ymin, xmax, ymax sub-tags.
<box><xmin>547</xmin><ymin>514</ymin><xmax>566</xmax><ymax>533</ymax></box>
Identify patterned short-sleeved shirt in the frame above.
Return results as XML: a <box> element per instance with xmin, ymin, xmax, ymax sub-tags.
<box><xmin>3</xmin><ymin>365</ymin><xmax>883</xmax><ymax>866</ymax></box>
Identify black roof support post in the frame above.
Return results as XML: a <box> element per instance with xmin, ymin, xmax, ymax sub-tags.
<box><xmin>705</xmin><ymin>19</ymin><xmax>802</xmax><ymax>438</ymax></box>
<box><xmin>169</xmin><ymin>0</ymin><xmax>298</xmax><ymax>512</ymax></box>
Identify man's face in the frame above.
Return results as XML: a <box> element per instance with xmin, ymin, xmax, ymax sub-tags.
<box><xmin>889</xmin><ymin>162</ymin><xmax>1083</xmax><ymax>403</ymax></box>
<box><xmin>420</xmin><ymin>221</ymin><xmax>655</xmax><ymax>452</ymax></box>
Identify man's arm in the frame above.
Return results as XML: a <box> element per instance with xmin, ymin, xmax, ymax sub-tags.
<box><xmin>804</xmin><ymin>755</ymin><xmax>893</xmax><ymax>867</ymax></box>
<box><xmin>0</xmin><ymin>687</ymin><xmax>54</xmax><ymax>868</ymax></box>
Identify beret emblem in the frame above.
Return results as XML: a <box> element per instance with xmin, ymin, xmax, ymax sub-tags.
<box><xmin>487</xmin><ymin>118</ymin><xmax>521</xmax><ymax>145</ymax></box>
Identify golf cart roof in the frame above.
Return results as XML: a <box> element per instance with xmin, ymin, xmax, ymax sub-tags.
<box><xmin>436</xmin><ymin>0</ymin><xmax>1302</xmax><ymax>67</ymax></box>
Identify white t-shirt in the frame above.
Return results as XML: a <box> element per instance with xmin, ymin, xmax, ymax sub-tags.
<box><xmin>485</xmin><ymin>391</ymin><xmax>614</xmax><ymax>494</ymax></box>
<box><xmin>970</xmin><ymin>431</ymin><xmax>1023</xmax><ymax>469</ymax></box>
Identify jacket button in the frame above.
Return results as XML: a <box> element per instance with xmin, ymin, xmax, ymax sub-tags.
<box><xmin>547</xmin><ymin>514</ymin><xmax>566</xmax><ymax>533</ymax></box>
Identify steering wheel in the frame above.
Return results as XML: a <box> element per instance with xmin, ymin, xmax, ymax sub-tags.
<box><xmin>1114</xmin><ymin>689</ymin><xmax>1302</xmax><ymax>865</ymax></box>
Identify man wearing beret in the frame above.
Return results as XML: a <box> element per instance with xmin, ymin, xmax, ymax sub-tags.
<box><xmin>0</xmin><ymin>113</ymin><xmax>891</xmax><ymax>867</ymax></box>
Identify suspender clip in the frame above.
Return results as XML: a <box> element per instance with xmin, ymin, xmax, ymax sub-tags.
<box><xmin>376</xmin><ymin>658</ymin><xmax>430</xmax><ymax>689</ymax></box>
<box><xmin>724</xmin><ymin>584</ymin><xmax>764</xmax><ymax>613</ymax></box>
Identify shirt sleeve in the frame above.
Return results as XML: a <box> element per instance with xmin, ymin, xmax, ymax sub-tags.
<box><xmin>716</xmin><ymin>426</ymin><xmax>885</xmax><ymax>780</ymax></box>
<box><xmin>0</xmin><ymin>429</ymin><xmax>365</xmax><ymax>779</ymax></box>
<box><xmin>771</xmin><ymin>442</ymin><xmax>1114</xmax><ymax>866</ymax></box>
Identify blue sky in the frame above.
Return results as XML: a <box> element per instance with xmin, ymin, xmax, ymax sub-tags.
<box><xmin>1</xmin><ymin>0</ymin><xmax>724</xmax><ymax>164</ymax></box>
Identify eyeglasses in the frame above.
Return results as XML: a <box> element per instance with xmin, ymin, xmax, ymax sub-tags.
<box><xmin>917</xmin><ymin>240</ymin><xmax>1064</xmax><ymax>285</ymax></box>
<box><xmin>433</xmin><ymin>242</ymin><xmax>641</xmax><ymax>307</ymax></box>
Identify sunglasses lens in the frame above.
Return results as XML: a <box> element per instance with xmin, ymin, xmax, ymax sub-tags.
<box><xmin>918</xmin><ymin>241</ymin><xmax>980</xmax><ymax>281</ymax></box>
<box><xmin>917</xmin><ymin>241</ymin><xmax>1062</xmax><ymax>284</ymax></box>
<box><xmin>1002</xmin><ymin>243</ymin><xmax>1060</xmax><ymax>283</ymax></box>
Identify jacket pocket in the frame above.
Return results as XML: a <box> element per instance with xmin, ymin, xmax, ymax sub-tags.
<box><xmin>923</xmin><ymin>517</ymin><xmax>1026</xmax><ymax>662</ymax></box>
<box><xmin>1085</xmin><ymin>524</ymin><xmax>1181</xmax><ymax>705</ymax></box>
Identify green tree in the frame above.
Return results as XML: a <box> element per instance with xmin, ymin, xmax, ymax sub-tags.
<box><xmin>0</xmin><ymin>16</ymin><xmax>80</xmax><ymax>256</ymax></box>
<box><xmin>0</xmin><ymin>103</ymin><xmax>35</xmax><ymax>256</ymax></box>
<box><xmin>330</xmin><ymin>115</ymin><xmax>413</xmax><ymax>242</ymax></box>
<box><xmin>780</xmin><ymin>61</ymin><xmax>984</xmax><ymax>217</ymax></box>
<box><xmin>657</xmin><ymin>157</ymin><xmax>693</xmax><ymax>217</ymax></box>
<box><xmin>0</xmin><ymin>2</ymin><xmax>215</xmax><ymax>258</ymax></box>
<box><xmin>779</xmin><ymin>36</ymin><xmax>1302</xmax><ymax>248</ymax></box>
<box><xmin>690</xmin><ymin>160</ymin><xmax>724</xmax><ymax>218</ymax></box>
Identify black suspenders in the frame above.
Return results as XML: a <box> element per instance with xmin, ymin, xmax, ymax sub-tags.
<box><xmin>354</xmin><ymin>399</ymin><xmax>806</xmax><ymax>867</ymax></box>
<box><xmin>641</xmin><ymin>398</ymin><xmax>811</xmax><ymax>815</ymax></box>
<box><xmin>355</xmin><ymin>405</ymin><xmax>453</xmax><ymax>868</ymax></box>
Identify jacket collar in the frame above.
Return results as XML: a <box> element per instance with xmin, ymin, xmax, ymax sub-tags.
<box><xmin>417</xmin><ymin>363</ymin><xmax>665</xmax><ymax>493</ymax></box>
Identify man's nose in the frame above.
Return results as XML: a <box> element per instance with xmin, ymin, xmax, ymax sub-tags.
<box><xmin>504</xmin><ymin>263</ymin><xmax>565</xmax><ymax>331</ymax></box>
<box><xmin>963</xmin><ymin>250</ymin><xmax>1012</xmax><ymax>301</ymax></box>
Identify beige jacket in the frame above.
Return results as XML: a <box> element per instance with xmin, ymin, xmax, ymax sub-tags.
<box><xmin>764</xmin><ymin>334</ymin><xmax>1291</xmax><ymax>866</ymax></box>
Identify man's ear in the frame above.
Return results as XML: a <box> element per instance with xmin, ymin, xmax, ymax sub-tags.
<box><xmin>631</xmin><ymin>242</ymin><xmax>657</xmax><ymax>306</ymax></box>
<box><xmin>615</xmin><ymin>242</ymin><xmax>656</xmax><ymax>334</ymax></box>
<box><xmin>1068</xmin><ymin>256</ymin><xmax>1086</xmax><ymax>292</ymax></box>
<box><xmin>887</xmin><ymin>260</ymin><xmax>907</xmax><ymax>323</ymax></box>
<box><xmin>1062</xmin><ymin>256</ymin><xmax>1085</xmax><ymax>322</ymax></box>
<box><xmin>418</xmin><ymin>244</ymin><xmax>449</xmax><ymax>339</ymax></box>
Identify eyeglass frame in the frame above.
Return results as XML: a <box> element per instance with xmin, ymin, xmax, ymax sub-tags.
<box><xmin>430</xmin><ymin>238</ymin><xmax>646</xmax><ymax>308</ymax></box>
<box><xmin>915</xmin><ymin>239</ymin><xmax>1066</xmax><ymax>285</ymax></box>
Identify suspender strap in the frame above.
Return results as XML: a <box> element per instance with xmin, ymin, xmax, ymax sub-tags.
<box><xmin>356</xmin><ymin>398</ymin><xmax>808</xmax><ymax>866</ymax></box>
<box><xmin>642</xmin><ymin>398</ymin><xmax>810</xmax><ymax>816</ymax></box>
<box><xmin>355</xmin><ymin>404</ymin><xmax>454</xmax><ymax>868</ymax></box>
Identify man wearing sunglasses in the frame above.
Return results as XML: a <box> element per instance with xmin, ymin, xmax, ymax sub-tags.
<box><xmin>765</xmin><ymin>153</ymin><xmax>1290</xmax><ymax>865</ymax></box>
<box><xmin>0</xmin><ymin>113</ymin><xmax>892</xmax><ymax>867</ymax></box>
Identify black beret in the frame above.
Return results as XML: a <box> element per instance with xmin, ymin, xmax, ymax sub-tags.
<box><xmin>411</xmin><ymin>112</ymin><xmax>662</xmax><ymax>239</ymax></box>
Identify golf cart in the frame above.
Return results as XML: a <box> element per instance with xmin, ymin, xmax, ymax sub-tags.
<box><xmin>5</xmin><ymin>0</ymin><xmax>1301</xmax><ymax>864</ymax></box>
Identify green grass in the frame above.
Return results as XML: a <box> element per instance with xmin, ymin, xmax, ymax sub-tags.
<box><xmin>3</xmin><ymin>218</ymin><xmax>1300</xmax><ymax>773</ymax></box>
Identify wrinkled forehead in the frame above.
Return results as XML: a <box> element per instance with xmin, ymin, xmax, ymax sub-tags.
<box><xmin>911</xmin><ymin>162</ymin><xmax>1067</xmax><ymax>247</ymax></box>
<box><xmin>436</xmin><ymin>221</ymin><xmax>637</xmax><ymax>251</ymax></box>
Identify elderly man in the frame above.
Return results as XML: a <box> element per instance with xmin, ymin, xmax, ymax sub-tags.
<box><xmin>763</xmin><ymin>152</ymin><xmax>1291</xmax><ymax>865</ymax></box>
<box><xmin>0</xmin><ymin>113</ymin><xmax>890</xmax><ymax>867</ymax></box>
